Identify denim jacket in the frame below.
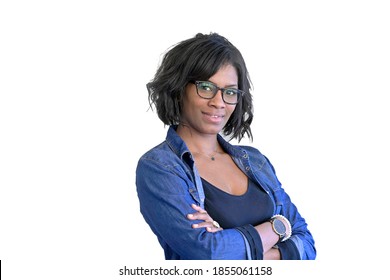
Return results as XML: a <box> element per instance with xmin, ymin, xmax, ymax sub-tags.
<box><xmin>136</xmin><ymin>126</ymin><xmax>316</xmax><ymax>260</ymax></box>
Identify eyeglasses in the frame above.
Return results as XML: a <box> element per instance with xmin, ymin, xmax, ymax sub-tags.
<box><xmin>191</xmin><ymin>81</ymin><xmax>244</xmax><ymax>105</ymax></box>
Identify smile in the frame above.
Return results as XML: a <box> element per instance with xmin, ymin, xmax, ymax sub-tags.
<box><xmin>204</xmin><ymin>112</ymin><xmax>224</xmax><ymax>118</ymax></box>
<box><xmin>202</xmin><ymin>112</ymin><xmax>225</xmax><ymax>123</ymax></box>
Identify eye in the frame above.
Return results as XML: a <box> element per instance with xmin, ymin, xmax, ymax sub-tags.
<box><xmin>198</xmin><ymin>82</ymin><xmax>215</xmax><ymax>92</ymax></box>
<box><xmin>224</xmin><ymin>89</ymin><xmax>238</xmax><ymax>96</ymax></box>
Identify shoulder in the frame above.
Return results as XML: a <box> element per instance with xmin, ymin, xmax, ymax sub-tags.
<box><xmin>136</xmin><ymin>141</ymin><xmax>190</xmax><ymax>177</ymax></box>
<box><xmin>138</xmin><ymin>141</ymin><xmax>177</xmax><ymax>166</ymax></box>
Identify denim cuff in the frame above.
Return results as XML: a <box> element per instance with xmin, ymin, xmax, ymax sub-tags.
<box><xmin>277</xmin><ymin>239</ymin><xmax>300</xmax><ymax>260</ymax></box>
<box><xmin>236</xmin><ymin>224</ymin><xmax>263</xmax><ymax>260</ymax></box>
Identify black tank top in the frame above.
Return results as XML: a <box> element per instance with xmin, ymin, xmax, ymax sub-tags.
<box><xmin>202</xmin><ymin>177</ymin><xmax>273</xmax><ymax>229</ymax></box>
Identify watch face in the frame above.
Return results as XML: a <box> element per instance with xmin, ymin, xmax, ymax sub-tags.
<box><xmin>273</xmin><ymin>219</ymin><xmax>286</xmax><ymax>235</ymax></box>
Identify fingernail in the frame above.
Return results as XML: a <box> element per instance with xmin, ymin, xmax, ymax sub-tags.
<box><xmin>187</xmin><ymin>214</ymin><xmax>193</xmax><ymax>218</ymax></box>
<box><xmin>192</xmin><ymin>224</ymin><xmax>198</xmax><ymax>228</ymax></box>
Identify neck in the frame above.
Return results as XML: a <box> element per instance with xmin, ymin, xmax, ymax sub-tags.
<box><xmin>191</xmin><ymin>143</ymin><xmax>219</xmax><ymax>155</ymax></box>
<box><xmin>176</xmin><ymin>124</ymin><xmax>220</xmax><ymax>155</ymax></box>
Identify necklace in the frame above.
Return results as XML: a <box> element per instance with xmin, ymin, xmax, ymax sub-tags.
<box><xmin>193</xmin><ymin>149</ymin><xmax>219</xmax><ymax>161</ymax></box>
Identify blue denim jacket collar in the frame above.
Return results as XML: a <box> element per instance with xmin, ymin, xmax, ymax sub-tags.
<box><xmin>164</xmin><ymin>125</ymin><xmax>265</xmax><ymax>209</ymax></box>
<box><xmin>165</xmin><ymin>126</ymin><xmax>205</xmax><ymax>208</ymax></box>
<box><xmin>165</xmin><ymin>125</ymin><xmax>246</xmax><ymax>162</ymax></box>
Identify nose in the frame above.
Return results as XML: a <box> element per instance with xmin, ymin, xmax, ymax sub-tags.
<box><xmin>209</xmin><ymin>89</ymin><xmax>225</xmax><ymax>108</ymax></box>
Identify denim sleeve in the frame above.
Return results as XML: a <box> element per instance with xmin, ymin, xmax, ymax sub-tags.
<box><xmin>277</xmin><ymin>239</ymin><xmax>300</xmax><ymax>260</ymax></box>
<box><xmin>136</xmin><ymin>157</ymin><xmax>250</xmax><ymax>260</ymax></box>
<box><xmin>236</xmin><ymin>225</ymin><xmax>264</xmax><ymax>260</ymax></box>
<box><xmin>263</xmin><ymin>156</ymin><xmax>316</xmax><ymax>260</ymax></box>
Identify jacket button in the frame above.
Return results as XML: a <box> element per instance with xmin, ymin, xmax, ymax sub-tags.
<box><xmin>243</xmin><ymin>154</ymin><xmax>248</xmax><ymax>158</ymax></box>
<box><xmin>245</xmin><ymin>166</ymin><xmax>250</xmax><ymax>171</ymax></box>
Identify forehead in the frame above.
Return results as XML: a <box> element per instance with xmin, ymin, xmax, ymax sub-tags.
<box><xmin>208</xmin><ymin>64</ymin><xmax>238</xmax><ymax>86</ymax></box>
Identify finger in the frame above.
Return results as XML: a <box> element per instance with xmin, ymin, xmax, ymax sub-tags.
<box><xmin>191</xmin><ymin>204</ymin><xmax>207</xmax><ymax>214</ymax></box>
<box><xmin>192</xmin><ymin>221</ymin><xmax>223</xmax><ymax>232</ymax></box>
<box><xmin>191</xmin><ymin>221</ymin><xmax>214</xmax><ymax>228</ymax></box>
<box><xmin>206</xmin><ymin>226</ymin><xmax>223</xmax><ymax>233</ymax></box>
<box><xmin>187</xmin><ymin>212</ymin><xmax>213</xmax><ymax>222</ymax></box>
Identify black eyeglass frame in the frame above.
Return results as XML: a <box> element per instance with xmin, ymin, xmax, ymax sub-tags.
<box><xmin>190</xmin><ymin>81</ymin><xmax>245</xmax><ymax>105</ymax></box>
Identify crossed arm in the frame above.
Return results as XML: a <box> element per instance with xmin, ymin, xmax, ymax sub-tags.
<box><xmin>187</xmin><ymin>204</ymin><xmax>283</xmax><ymax>260</ymax></box>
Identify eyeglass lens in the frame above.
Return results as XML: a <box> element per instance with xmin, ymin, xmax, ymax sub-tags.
<box><xmin>196</xmin><ymin>81</ymin><xmax>240</xmax><ymax>104</ymax></box>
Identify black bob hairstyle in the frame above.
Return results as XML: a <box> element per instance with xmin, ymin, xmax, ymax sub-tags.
<box><xmin>147</xmin><ymin>32</ymin><xmax>254</xmax><ymax>142</ymax></box>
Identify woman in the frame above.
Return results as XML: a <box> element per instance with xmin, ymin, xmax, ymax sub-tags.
<box><xmin>136</xmin><ymin>33</ymin><xmax>316</xmax><ymax>260</ymax></box>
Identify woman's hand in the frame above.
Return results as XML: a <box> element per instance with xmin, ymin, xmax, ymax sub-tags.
<box><xmin>187</xmin><ymin>204</ymin><xmax>223</xmax><ymax>233</ymax></box>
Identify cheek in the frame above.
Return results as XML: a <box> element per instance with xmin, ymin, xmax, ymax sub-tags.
<box><xmin>180</xmin><ymin>93</ymin><xmax>192</xmax><ymax>112</ymax></box>
<box><xmin>180</xmin><ymin>96</ymin><xmax>199</xmax><ymax>120</ymax></box>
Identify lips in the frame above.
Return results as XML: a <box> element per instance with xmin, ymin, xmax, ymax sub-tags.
<box><xmin>202</xmin><ymin>111</ymin><xmax>225</xmax><ymax>123</ymax></box>
<box><xmin>203</xmin><ymin>112</ymin><xmax>224</xmax><ymax>118</ymax></box>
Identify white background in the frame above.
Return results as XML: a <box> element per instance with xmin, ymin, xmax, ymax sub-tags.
<box><xmin>1</xmin><ymin>0</ymin><xmax>389</xmax><ymax>279</ymax></box>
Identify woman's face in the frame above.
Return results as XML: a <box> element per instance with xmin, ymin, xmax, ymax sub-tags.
<box><xmin>180</xmin><ymin>64</ymin><xmax>238</xmax><ymax>136</ymax></box>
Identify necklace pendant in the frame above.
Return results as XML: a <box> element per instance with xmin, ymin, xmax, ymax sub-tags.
<box><xmin>211</xmin><ymin>156</ymin><xmax>215</xmax><ymax>161</ymax></box>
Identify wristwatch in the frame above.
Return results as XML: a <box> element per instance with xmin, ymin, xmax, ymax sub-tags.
<box><xmin>270</xmin><ymin>216</ymin><xmax>286</xmax><ymax>242</ymax></box>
